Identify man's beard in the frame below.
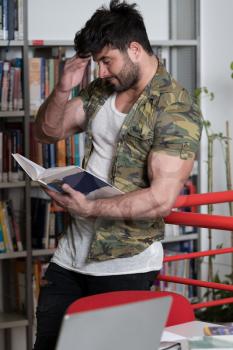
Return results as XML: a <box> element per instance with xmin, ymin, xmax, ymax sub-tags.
<box><xmin>106</xmin><ymin>55</ymin><xmax>140</xmax><ymax>92</ymax></box>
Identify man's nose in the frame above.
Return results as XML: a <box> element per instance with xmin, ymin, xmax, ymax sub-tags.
<box><xmin>98</xmin><ymin>64</ymin><xmax>110</xmax><ymax>78</ymax></box>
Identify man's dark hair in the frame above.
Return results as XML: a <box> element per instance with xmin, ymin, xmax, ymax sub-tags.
<box><xmin>74</xmin><ymin>0</ymin><xmax>153</xmax><ymax>57</ymax></box>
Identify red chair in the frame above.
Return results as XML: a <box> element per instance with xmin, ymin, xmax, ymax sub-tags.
<box><xmin>66</xmin><ymin>290</ymin><xmax>195</xmax><ymax>327</ymax></box>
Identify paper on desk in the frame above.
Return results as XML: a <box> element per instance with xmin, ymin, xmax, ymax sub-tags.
<box><xmin>161</xmin><ymin>332</ymin><xmax>190</xmax><ymax>350</ymax></box>
<box><xmin>161</xmin><ymin>331</ymin><xmax>186</xmax><ymax>342</ymax></box>
<box><xmin>188</xmin><ymin>335</ymin><xmax>233</xmax><ymax>349</ymax></box>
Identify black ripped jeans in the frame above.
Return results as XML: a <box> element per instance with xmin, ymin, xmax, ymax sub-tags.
<box><xmin>33</xmin><ymin>262</ymin><xmax>159</xmax><ymax>350</ymax></box>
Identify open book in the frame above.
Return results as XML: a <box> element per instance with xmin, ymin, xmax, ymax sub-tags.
<box><xmin>12</xmin><ymin>154</ymin><xmax>123</xmax><ymax>199</ymax></box>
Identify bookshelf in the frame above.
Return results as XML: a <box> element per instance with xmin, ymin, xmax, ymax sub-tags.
<box><xmin>0</xmin><ymin>1</ymin><xmax>33</xmax><ymax>350</ymax></box>
<box><xmin>0</xmin><ymin>1</ymin><xmax>201</xmax><ymax>349</ymax></box>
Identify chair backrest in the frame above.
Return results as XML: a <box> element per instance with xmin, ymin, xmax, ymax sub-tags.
<box><xmin>57</xmin><ymin>293</ymin><xmax>172</xmax><ymax>350</ymax></box>
<box><xmin>66</xmin><ymin>290</ymin><xmax>195</xmax><ymax>326</ymax></box>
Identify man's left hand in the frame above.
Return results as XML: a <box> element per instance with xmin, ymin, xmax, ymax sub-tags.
<box><xmin>44</xmin><ymin>184</ymin><xmax>93</xmax><ymax>217</ymax></box>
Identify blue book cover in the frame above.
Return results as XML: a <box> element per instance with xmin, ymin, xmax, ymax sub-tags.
<box><xmin>12</xmin><ymin>153</ymin><xmax>123</xmax><ymax>199</ymax></box>
<box><xmin>0</xmin><ymin>222</ymin><xmax>6</xmax><ymax>253</ymax></box>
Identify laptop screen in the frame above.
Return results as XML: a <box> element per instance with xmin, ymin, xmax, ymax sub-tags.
<box><xmin>56</xmin><ymin>296</ymin><xmax>171</xmax><ymax>350</ymax></box>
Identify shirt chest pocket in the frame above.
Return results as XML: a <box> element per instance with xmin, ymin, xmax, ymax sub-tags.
<box><xmin>124</xmin><ymin>125</ymin><xmax>154</xmax><ymax>160</ymax></box>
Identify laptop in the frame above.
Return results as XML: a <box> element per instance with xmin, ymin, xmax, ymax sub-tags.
<box><xmin>56</xmin><ymin>295</ymin><xmax>172</xmax><ymax>350</ymax></box>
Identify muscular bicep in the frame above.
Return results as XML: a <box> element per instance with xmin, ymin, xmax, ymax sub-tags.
<box><xmin>62</xmin><ymin>96</ymin><xmax>87</xmax><ymax>136</ymax></box>
<box><xmin>35</xmin><ymin>95</ymin><xmax>87</xmax><ymax>143</ymax></box>
<box><xmin>148</xmin><ymin>150</ymin><xmax>195</xmax><ymax>214</ymax></box>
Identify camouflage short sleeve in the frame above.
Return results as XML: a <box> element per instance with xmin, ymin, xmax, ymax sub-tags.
<box><xmin>78</xmin><ymin>80</ymin><xmax>98</xmax><ymax>113</ymax></box>
<box><xmin>78</xmin><ymin>78</ymin><xmax>112</xmax><ymax>114</ymax></box>
<box><xmin>152</xmin><ymin>88</ymin><xmax>203</xmax><ymax>159</ymax></box>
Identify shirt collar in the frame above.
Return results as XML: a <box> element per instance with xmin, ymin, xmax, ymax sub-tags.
<box><xmin>141</xmin><ymin>59</ymin><xmax>172</xmax><ymax>105</ymax></box>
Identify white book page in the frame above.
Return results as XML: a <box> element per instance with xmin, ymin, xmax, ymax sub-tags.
<box><xmin>12</xmin><ymin>153</ymin><xmax>45</xmax><ymax>180</ymax></box>
<box><xmin>41</xmin><ymin>165</ymin><xmax>77</xmax><ymax>179</ymax></box>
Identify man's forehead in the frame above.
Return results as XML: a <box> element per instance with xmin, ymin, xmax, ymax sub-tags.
<box><xmin>93</xmin><ymin>46</ymin><xmax>120</xmax><ymax>61</ymax></box>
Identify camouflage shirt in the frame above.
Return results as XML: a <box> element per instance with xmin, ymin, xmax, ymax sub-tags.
<box><xmin>78</xmin><ymin>61</ymin><xmax>202</xmax><ymax>262</ymax></box>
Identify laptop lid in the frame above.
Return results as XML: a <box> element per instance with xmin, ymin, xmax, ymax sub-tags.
<box><xmin>56</xmin><ymin>295</ymin><xmax>172</xmax><ymax>350</ymax></box>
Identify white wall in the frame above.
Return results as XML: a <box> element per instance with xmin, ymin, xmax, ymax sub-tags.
<box><xmin>28</xmin><ymin>0</ymin><xmax>169</xmax><ymax>41</ymax></box>
<box><xmin>200</xmin><ymin>0</ymin><xmax>233</xmax><ymax>279</ymax></box>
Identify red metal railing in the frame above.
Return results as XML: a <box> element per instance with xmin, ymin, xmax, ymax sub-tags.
<box><xmin>159</xmin><ymin>190</ymin><xmax>233</xmax><ymax>309</ymax></box>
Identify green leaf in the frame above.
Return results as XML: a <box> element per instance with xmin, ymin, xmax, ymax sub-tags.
<box><xmin>210</xmin><ymin>92</ymin><xmax>215</xmax><ymax>100</ymax></box>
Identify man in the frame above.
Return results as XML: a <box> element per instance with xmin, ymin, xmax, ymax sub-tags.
<box><xmin>34</xmin><ymin>1</ymin><xmax>202</xmax><ymax>349</ymax></box>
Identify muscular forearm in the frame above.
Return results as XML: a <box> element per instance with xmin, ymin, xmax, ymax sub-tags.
<box><xmin>45</xmin><ymin>152</ymin><xmax>192</xmax><ymax>220</ymax></box>
<box><xmin>35</xmin><ymin>85</ymin><xmax>70</xmax><ymax>143</ymax></box>
<box><xmin>90</xmin><ymin>186</ymin><xmax>173</xmax><ymax>220</ymax></box>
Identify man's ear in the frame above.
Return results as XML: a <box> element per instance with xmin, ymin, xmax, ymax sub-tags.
<box><xmin>127</xmin><ymin>42</ymin><xmax>142</xmax><ymax>62</ymax></box>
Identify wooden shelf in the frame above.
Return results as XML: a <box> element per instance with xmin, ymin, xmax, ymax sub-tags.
<box><xmin>32</xmin><ymin>249</ymin><xmax>56</xmax><ymax>256</ymax></box>
<box><xmin>0</xmin><ymin>181</ymin><xmax>26</xmax><ymax>189</ymax></box>
<box><xmin>0</xmin><ymin>249</ymin><xmax>56</xmax><ymax>259</ymax></box>
<box><xmin>0</xmin><ymin>40</ymin><xmax>24</xmax><ymax>47</ymax></box>
<box><xmin>28</xmin><ymin>39</ymin><xmax>198</xmax><ymax>48</ymax></box>
<box><xmin>0</xmin><ymin>312</ymin><xmax>28</xmax><ymax>329</ymax></box>
<box><xmin>29</xmin><ymin>40</ymin><xmax>74</xmax><ymax>47</ymax></box>
<box><xmin>150</xmin><ymin>39</ymin><xmax>198</xmax><ymax>46</ymax></box>
<box><xmin>0</xmin><ymin>111</ymin><xmax>25</xmax><ymax>118</ymax></box>
<box><xmin>0</xmin><ymin>251</ymin><xmax>26</xmax><ymax>259</ymax></box>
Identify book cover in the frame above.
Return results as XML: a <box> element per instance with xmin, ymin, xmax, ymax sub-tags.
<box><xmin>204</xmin><ymin>326</ymin><xmax>233</xmax><ymax>336</ymax></box>
<box><xmin>1</xmin><ymin>61</ymin><xmax>10</xmax><ymax>111</ymax></box>
<box><xmin>31</xmin><ymin>197</ymin><xmax>51</xmax><ymax>249</ymax></box>
<box><xmin>5</xmin><ymin>199</ymin><xmax>23</xmax><ymax>251</ymax></box>
<box><xmin>0</xmin><ymin>0</ymin><xmax>3</xmax><ymax>40</ymax></box>
<box><xmin>12</xmin><ymin>153</ymin><xmax>123</xmax><ymax>199</ymax></box>
<box><xmin>17</xmin><ymin>0</ymin><xmax>23</xmax><ymax>40</ymax></box>
<box><xmin>0</xmin><ymin>201</ymin><xmax>14</xmax><ymax>252</ymax></box>
<box><xmin>8</xmin><ymin>0</ymin><xmax>15</xmax><ymax>40</ymax></box>
<box><xmin>29</xmin><ymin>58</ymin><xmax>43</xmax><ymax>113</ymax></box>
<box><xmin>0</xmin><ymin>222</ymin><xmax>6</xmax><ymax>253</ymax></box>
<box><xmin>2</xmin><ymin>0</ymin><xmax>8</xmax><ymax>40</ymax></box>
<box><xmin>0</xmin><ymin>131</ymin><xmax>2</xmax><ymax>182</ymax></box>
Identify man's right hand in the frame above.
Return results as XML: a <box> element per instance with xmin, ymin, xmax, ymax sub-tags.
<box><xmin>57</xmin><ymin>55</ymin><xmax>91</xmax><ymax>93</ymax></box>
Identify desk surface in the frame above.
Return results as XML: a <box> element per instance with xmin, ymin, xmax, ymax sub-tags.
<box><xmin>165</xmin><ymin>321</ymin><xmax>219</xmax><ymax>338</ymax></box>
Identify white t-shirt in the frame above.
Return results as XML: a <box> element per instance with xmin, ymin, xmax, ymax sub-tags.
<box><xmin>52</xmin><ymin>94</ymin><xmax>163</xmax><ymax>275</ymax></box>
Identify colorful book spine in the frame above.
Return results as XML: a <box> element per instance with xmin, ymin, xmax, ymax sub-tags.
<box><xmin>204</xmin><ymin>325</ymin><xmax>233</xmax><ymax>336</ymax></box>
<box><xmin>2</xmin><ymin>0</ymin><xmax>8</xmax><ymax>40</ymax></box>
<box><xmin>17</xmin><ymin>0</ymin><xmax>23</xmax><ymax>40</ymax></box>
<box><xmin>0</xmin><ymin>222</ymin><xmax>6</xmax><ymax>253</ymax></box>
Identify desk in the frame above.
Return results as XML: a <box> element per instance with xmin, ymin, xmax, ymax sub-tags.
<box><xmin>165</xmin><ymin>321</ymin><xmax>218</xmax><ymax>338</ymax></box>
<box><xmin>163</xmin><ymin>321</ymin><xmax>233</xmax><ymax>350</ymax></box>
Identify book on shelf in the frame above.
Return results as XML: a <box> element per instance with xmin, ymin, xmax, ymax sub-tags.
<box><xmin>2</xmin><ymin>0</ymin><xmax>8</xmax><ymax>40</ymax></box>
<box><xmin>28</xmin><ymin>52</ymin><xmax>91</xmax><ymax>114</ymax></box>
<box><xmin>32</xmin><ymin>259</ymin><xmax>49</xmax><ymax>317</ymax></box>
<box><xmin>0</xmin><ymin>131</ymin><xmax>2</xmax><ymax>182</ymax></box>
<box><xmin>0</xmin><ymin>200</ymin><xmax>14</xmax><ymax>252</ymax></box>
<box><xmin>31</xmin><ymin>196</ymin><xmax>51</xmax><ymax>249</ymax></box>
<box><xmin>0</xmin><ymin>58</ymin><xmax>23</xmax><ymax>112</ymax></box>
<box><xmin>1</xmin><ymin>123</ymin><xmax>24</xmax><ymax>182</ymax></box>
<box><xmin>12</xmin><ymin>153</ymin><xmax>123</xmax><ymax>199</ymax></box>
<box><xmin>0</xmin><ymin>0</ymin><xmax>23</xmax><ymax>40</ymax></box>
<box><xmin>204</xmin><ymin>326</ymin><xmax>233</xmax><ymax>336</ymax></box>
<box><xmin>0</xmin><ymin>199</ymin><xmax>23</xmax><ymax>252</ymax></box>
<box><xmin>5</xmin><ymin>199</ymin><xmax>23</xmax><ymax>251</ymax></box>
<box><xmin>156</xmin><ymin>240</ymin><xmax>197</xmax><ymax>299</ymax></box>
<box><xmin>0</xmin><ymin>222</ymin><xmax>6</xmax><ymax>252</ymax></box>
